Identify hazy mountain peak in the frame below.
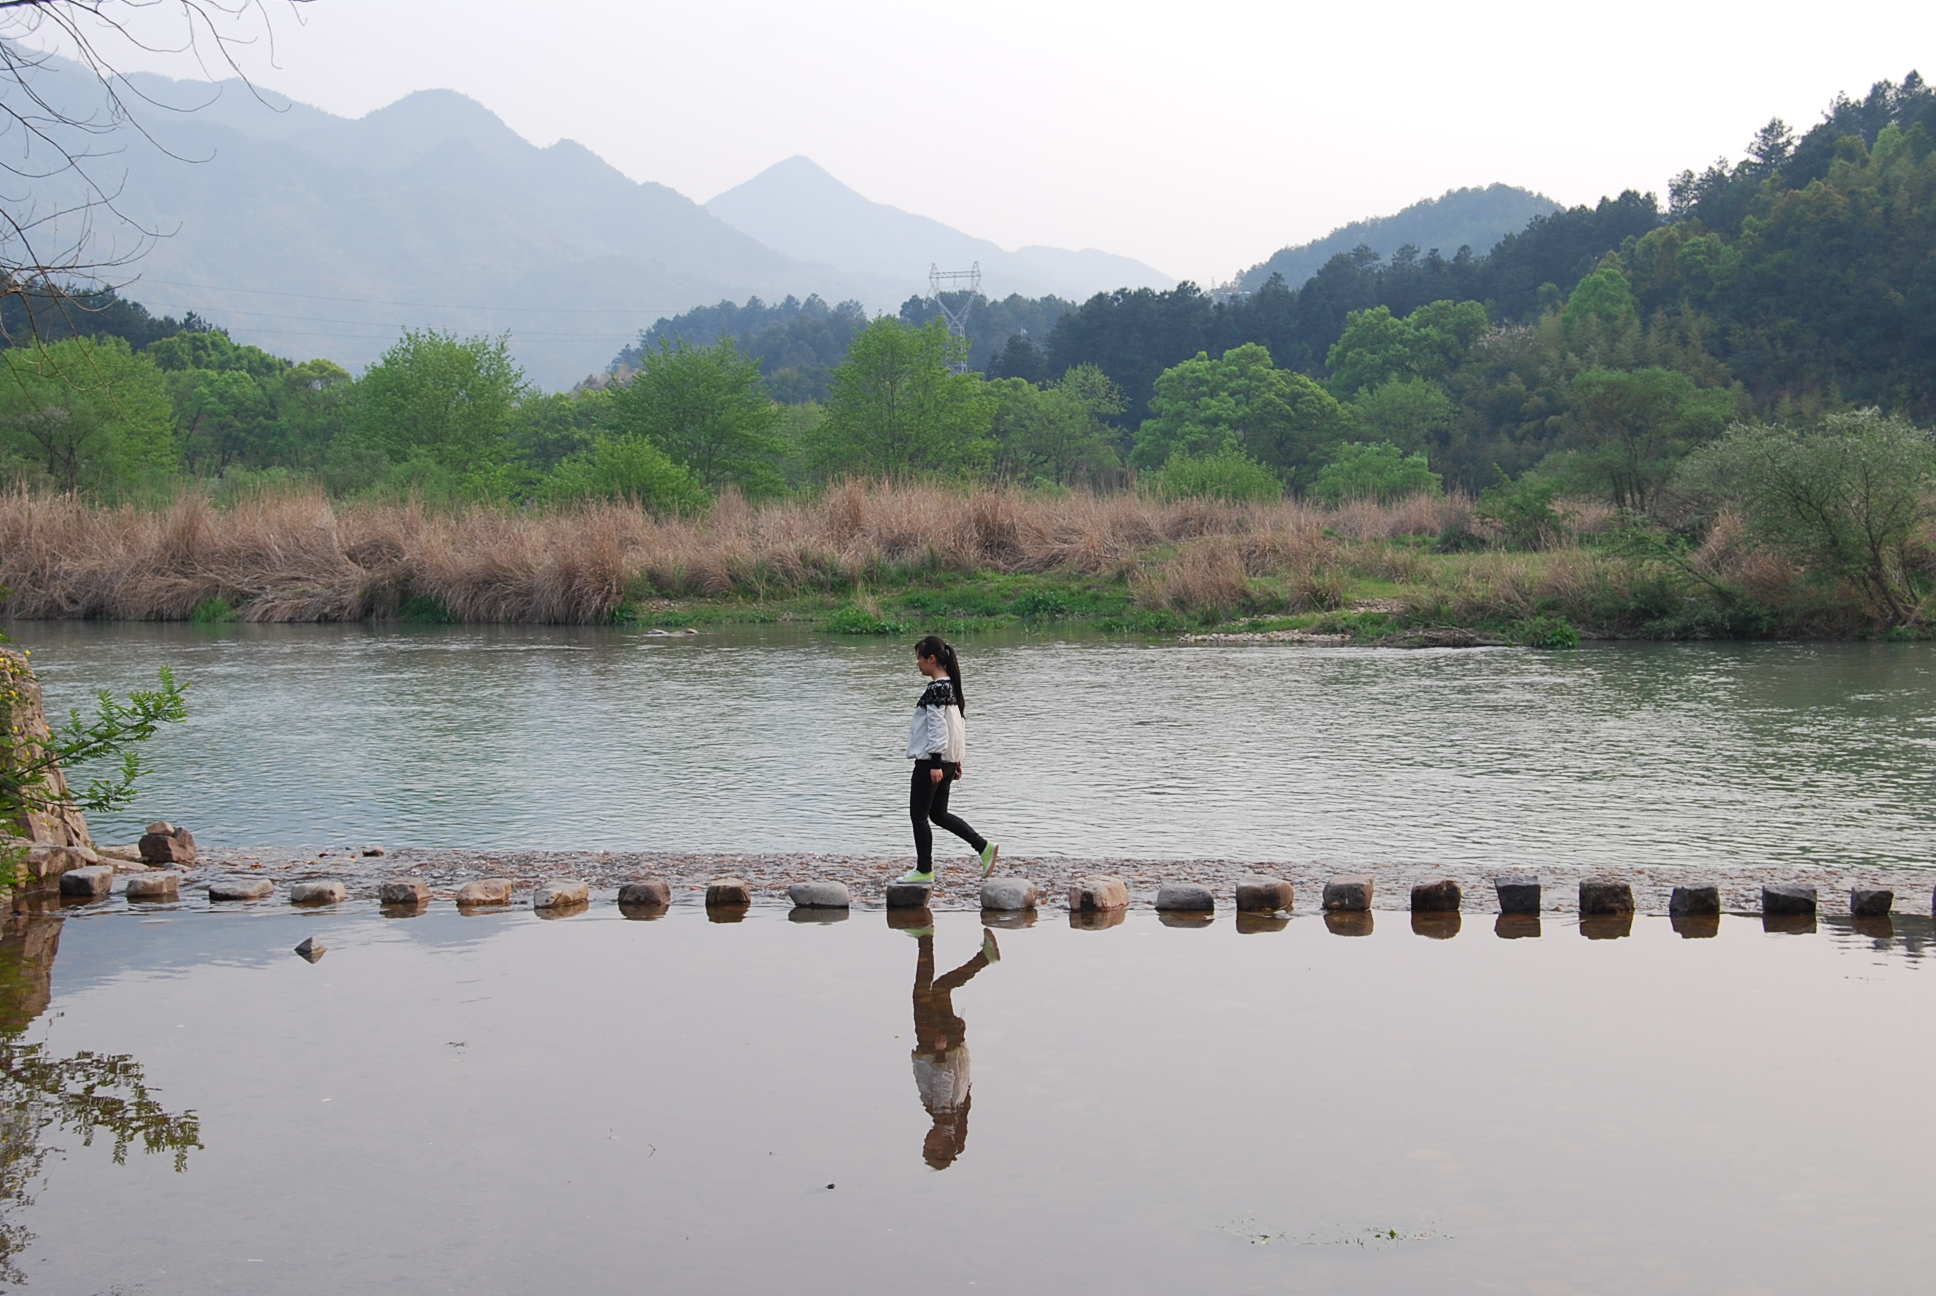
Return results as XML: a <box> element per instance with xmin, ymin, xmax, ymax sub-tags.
<box><xmin>705</xmin><ymin>155</ymin><xmax>1174</xmax><ymax>299</ymax></box>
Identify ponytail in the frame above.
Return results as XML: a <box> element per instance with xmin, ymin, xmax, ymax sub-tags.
<box><xmin>914</xmin><ymin>633</ymin><xmax>967</xmax><ymax>717</ymax></box>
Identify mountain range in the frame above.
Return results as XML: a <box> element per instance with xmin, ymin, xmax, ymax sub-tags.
<box><xmin>1237</xmin><ymin>185</ymin><xmax>1561</xmax><ymax>293</ymax></box>
<box><xmin>2</xmin><ymin>52</ymin><xmax>1557</xmax><ymax>388</ymax></box>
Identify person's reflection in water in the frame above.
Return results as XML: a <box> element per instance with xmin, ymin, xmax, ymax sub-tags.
<box><xmin>906</xmin><ymin>921</ymin><xmax>998</xmax><ymax>1170</ymax></box>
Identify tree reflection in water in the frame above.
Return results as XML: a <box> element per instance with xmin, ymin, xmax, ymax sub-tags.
<box><xmin>0</xmin><ymin>905</ymin><xmax>201</xmax><ymax>1282</ymax></box>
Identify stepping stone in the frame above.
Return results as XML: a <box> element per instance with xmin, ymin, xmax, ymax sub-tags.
<box><xmin>1672</xmin><ymin>913</ymin><xmax>1720</xmax><ymax>940</ymax></box>
<box><xmin>1850</xmin><ymin>887</ymin><xmax>1894</xmax><ymax>918</ymax></box>
<box><xmin>1494</xmin><ymin>914</ymin><xmax>1541</xmax><ymax>940</ymax></box>
<box><xmin>455</xmin><ymin>878</ymin><xmax>513</xmax><ymax>906</ymax></box>
<box><xmin>1411</xmin><ymin>879</ymin><xmax>1461</xmax><ymax>913</ymax></box>
<box><xmin>980</xmin><ymin>878</ymin><xmax>1037</xmax><ymax>911</ymax></box>
<box><xmin>1155</xmin><ymin>882</ymin><xmax>1214</xmax><ymax>912</ymax></box>
<box><xmin>1762</xmin><ymin>884</ymin><xmax>1817</xmax><ymax>917</ymax></box>
<box><xmin>884</xmin><ymin>881</ymin><xmax>932</xmax><ymax>908</ymax></box>
<box><xmin>1068</xmin><ymin>907</ymin><xmax>1126</xmax><ymax>931</ymax></box>
<box><xmin>378</xmin><ymin>880</ymin><xmax>431</xmax><ymax>905</ymax></box>
<box><xmin>788</xmin><ymin>881</ymin><xmax>851</xmax><ymax>909</ymax></box>
<box><xmin>293</xmin><ymin>936</ymin><xmax>326</xmax><ymax>963</ymax></box>
<box><xmin>124</xmin><ymin>872</ymin><xmax>180</xmax><ymax>901</ymax></box>
<box><xmin>58</xmin><ymin>865</ymin><xmax>114</xmax><ymax>899</ymax></box>
<box><xmin>1322</xmin><ymin>875</ymin><xmax>1373</xmax><ymax>912</ymax></box>
<box><xmin>1324</xmin><ymin>910</ymin><xmax>1373</xmax><ymax>936</ymax></box>
<box><xmin>1669</xmin><ymin>885</ymin><xmax>1720</xmax><ymax>917</ymax></box>
<box><xmin>618</xmin><ymin>880</ymin><xmax>671</xmax><ymax>907</ymax></box>
<box><xmin>1493</xmin><ymin>874</ymin><xmax>1540</xmax><ymax>915</ymax></box>
<box><xmin>1578</xmin><ymin>878</ymin><xmax>1634</xmax><ymax>915</ymax></box>
<box><xmin>208</xmin><ymin>877</ymin><xmax>274</xmax><ymax>901</ymax></box>
<box><xmin>1235</xmin><ymin>876</ymin><xmax>1293</xmax><ymax>913</ymax></box>
<box><xmin>1068</xmin><ymin>875</ymin><xmax>1128</xmax><ymax>913</ymax></box>
<box><xmin>532</xmin><ymin>880</ymin><xmax>589</xmax><ymax>909</ymax></box>
<box><xmin>290</xmin><ymin>880</ymin><xmax>346</xmax><ymax>906</ymax></box>
<box><xmin>1581</xmin><ymin>913</ymin><xmax>1633</xmax><ymax>940</ymax></box>
<box><xmin>705</xmin><ymin>878</ymin><xmax>752</xmax><ymax>907</ymax></box>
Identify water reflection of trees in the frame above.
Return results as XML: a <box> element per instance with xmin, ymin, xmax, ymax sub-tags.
<box><xmin>0</xmin><ymin>908</ymin><xmax>201</xmax><ymax>1282</ymax></box>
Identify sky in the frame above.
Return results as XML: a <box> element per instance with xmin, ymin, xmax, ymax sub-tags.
<box><xmin>29</xmin><ymin>0</ymin><xmax>1936</xmax><ymax>283</ymax></box>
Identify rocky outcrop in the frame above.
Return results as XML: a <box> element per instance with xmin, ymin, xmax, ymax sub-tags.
<box><xmin>0</xmin><ymin>647</ymin><xmax>93</xmax><ymax>852</ymax></box>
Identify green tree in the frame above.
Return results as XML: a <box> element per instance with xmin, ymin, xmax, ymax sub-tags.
<box><xmin>170</xmin><ymin>367</ymin><xmax>272</xmax><ymax>474</ymax></box>
<box><xmin>543</xmin><ymin>435</ymin><xmax>707</xmax><ymax>513</ymax></box>
<box><xmin>1683</xmin><ymin>409</ymin><xmax>1936</xmax><ymax>626</ymax></box>
<box><xmin>1308</xmin><ymin>441</ymin><xmax>1443</xmax><ymax>503</ymax></box>
<box><xmin>1561</xmin><ymin>255</ymin><xmax>1640</xmax><ymax>348</ymax></box>
<box><xmin>989</xmin><ymin>364</ymin><xmax>1123</xmax><ymax>486</ymax></box>
<box><xmin>604</xmin><ymin>337</ymin><xmax>783</xmax><ymax>495</ymax></box>
<box><xmin>1326</xmin><ymin>300</ymin><xmax>1490</xmax><ymax>396</ymax></box>
<box><xmin>1133</xmin><ymin>343</ymin><xmax>1354</xmax><ymax>481</ymax></box>
<box><xmin>1352</xmin><ymin>377</ymin><xmax>1459</xmax><ymax>453</ymax></box>
<box><xmin>809</xmin><ymin>318</ymin><xmax>995</xmax><ymax>477</ymax></box>
<box><xmin>1565</xmin><ymin>367</ymin><xmax>1735</xmax><ymax>512</ymax></box>
<box><xmin>0</xmin><ymin>337</ymin><xmax>175</xmax><ymax>493</ymax></box>
<box><xmin>345</xmin><ymin>331</ymin><xmax>527</xmax><ymax>491</ymax></box>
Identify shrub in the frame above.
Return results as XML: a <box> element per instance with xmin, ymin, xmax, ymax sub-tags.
<box><xmin>189</xmin><ymin>596</ymin><xmax>237</xmax><ymax>623</ymax></box>
<box><xmin>825</xmin><ymin>603</ymin><xmax>907</xmax><ymax>634</ymax></box>
<box><xmin>1011</xmin><ymin>589</ymin><xmax>1068</xmax><ymax>619</ymax></box>
<box><xmin>1308</xmin><ymin>441</ymin><xmax>1442</xmax><ymax>504</ymax></box>
<box><xmin>1149</xmin><ymin>451</ymin><xmax>1282</xmax><ymax>503</ymax></box>
<box><xmin>1478</xmin><ymin>477</ymin><xmax>1563</xmax><ymax>550</ymax></box>
<box><xmin>1511</xmin><ymin>614</ymin><xmax>1581</xmax><ymax>649</ymax></box>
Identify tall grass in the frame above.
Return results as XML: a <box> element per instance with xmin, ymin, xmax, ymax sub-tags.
<box><xmin>0</xmin><ymin>482</ymin><xmax>1891</xmax><ymax>634</ymax></box>
<box><xmin>0</xmin><ymin>484</ymin><xmax>1471</xmax><ymax>624</ymax></box>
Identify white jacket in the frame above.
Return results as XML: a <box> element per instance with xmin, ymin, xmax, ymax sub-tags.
<box><xmin>906</xmin><ymin>677</ymin><xmax>967</xmax><ymax>762</ymax></box>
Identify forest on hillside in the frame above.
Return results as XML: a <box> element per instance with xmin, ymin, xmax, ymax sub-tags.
<box><xmin>0</xmin><ymin>72</ymin><xmax>1930</xmax><ymax>519</ymax></box>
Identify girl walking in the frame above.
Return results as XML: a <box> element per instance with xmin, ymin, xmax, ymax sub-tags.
<box><xmin>898</xmin><ymin>635</ymin><xmax>999</xmax><ymax>884</ymax></box>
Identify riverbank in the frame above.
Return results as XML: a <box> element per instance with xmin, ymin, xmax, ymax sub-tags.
<box><xmin>0</xmin><ymin>485</ymin><xmax>1912</xmax><ymax>641</ymax></box>
<box><xmin>176</xmin><ymin>847</ymin><xmax>1936</xmax><ymax>917</ymax></box>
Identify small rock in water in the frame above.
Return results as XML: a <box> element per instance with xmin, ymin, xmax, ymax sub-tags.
<box><xmin>980</xmin><ymin>878</ymin><xmax>1037</xmax><ymax>911</ymax></box>
<box><xmin>1410</xmin><ymin>879</ymin><xmax>1461</xmax><ymax>913</ymax></box>
<box><xmin>1154</xmin><ymin>882</ymin><xmax>1215</xmax><ymax>912</ymax></box>
<box><xmin>361</xmin><ymin>845</ymin><xmax>385</xmax><ymax>857</ymax></box>
<box><xmin>455</xmin><ymin>878</ymin><xmax>513</xmax><ymax>906</ymax></box>
<box><xmin>1850</xmin><ymin>887</ymin><xmax>1894</xmax><ymax>918</ymax></box>
<box><xmin>884</xmin><ymin>881</ymin><xmax>933</xmax><ymax>908</ymax></box>
<box><xmin>788</xmin><ymin>881</ymin><xmax>851</xmax><ymax>909</ymax></box>
<box><xmin>378</xmin><ymin>879</ymin><xmax>431</xmax><ymax>905</ymax></box>
<box><xmin>1669</xmin><ymin>885</ymin><xmax>1720</xmax><ymax>917</ymax></box>
<box><xmin>289</xmin><ymin>880</ymin><xmax>347</xmax><ymax>906</ymax></box>
<box><xmin>1578</xmin><ymin>878</ymin><xmax>1634</xmax><ymax>916</ymax></box>
<box><xmin>1493</xmin><ymin>875</ymin><xmax>1540</xmax><ymax>915</ymax></box>
<box><xmin>58</xmin><ymin>865</ymin><xmax>114</xmax><ymax>899</ymax></box>
<box><xmin>1234</xmin><ymin>876</ymin><xmax>1293</xmax><ymax>913</ymax></box>
<box><xmin>1068</xmin><ymin>875</ymin><xmax>1128</xmax><ymax>913</ymax></box>
<box><xmin>208</xmin><ymin>877</ymin><xmax>275</xmax><ymax>901</ymax></box>
<box><xmin>706</xmin><ymin>877</ymin><xmax>753</xmax><ymax>907</ymax></box>
<box><xmin>532</xmin><ymin>880</ymin><xmax>589</xmax><ymax>909</ymax></box>
<box><xmin>124</xmin><ymin>872</ymin><xmax>180</xmax><ymax>901</ymax></box>
<box><xmin>1762</xmin><ymin>884</ymin><xmax>1817</xmax><ymax>917</ymax></box>
<box><xmin>293</xmin><ymin>936</ymin><xmax>326</xmax><ymax>963</ymax></box>
<box><xmin>618</xmin><ymin>880</ymin><xmax>672</xmax><ymax>907</ymax></box>
<box><xmin>1322</xmin><ymin>875</ymin><xmax>1373</xmax><ymax>912</ymax></box>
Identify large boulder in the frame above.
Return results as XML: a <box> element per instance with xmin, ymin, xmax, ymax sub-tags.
<box><xmin>138</xmin><ymin>825</ymin><xmax>197</xmax><ymax>865</ymax></box>
<box><xmin>58</xmin><ymin>865</ymin><xmax>114</xmax><ymax>899</ymax></box>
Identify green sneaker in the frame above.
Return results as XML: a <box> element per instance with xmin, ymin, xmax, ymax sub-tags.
<box><xmin>982</xmin><ymin>930</ymin><xmax>1000</xmax><ymax>963</ymax></box>
<box><xmin>896</xmin><ymin>867</ymin><xmax>934</xmax><ymax>884</ymax></box>
<box><xmin>978</xmin><ymin>843</ymin><xmax>1000</xmax><ymax>877</ymax></box>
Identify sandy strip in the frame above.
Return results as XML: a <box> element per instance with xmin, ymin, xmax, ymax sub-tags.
<box><xmin>182</xmin><ymin>846</ymin><xmax>1936</xmax><ymax>917</ymax></box>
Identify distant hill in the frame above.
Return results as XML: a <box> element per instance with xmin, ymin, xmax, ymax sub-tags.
<box><xmin>1237</xmin><ymin>185</ymin><xmax>1561</xmax><ymax>292</ymax></box>
<box><xmin>705</xmin><ymin>156</ymin><xmax>1175</xmax><ymax>302</ymax></box>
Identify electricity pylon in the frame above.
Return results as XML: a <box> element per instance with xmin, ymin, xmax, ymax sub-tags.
<box><xmin>928</xmin><ymin>262</ymin><xmax>980</xmax><ymax>374</ymax></box>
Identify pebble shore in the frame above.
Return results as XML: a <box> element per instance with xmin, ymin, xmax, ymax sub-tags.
<box><xmin>185</xmin><ymin>846</ymin><xmax>1936</xmax><ymax>916</ymax></box>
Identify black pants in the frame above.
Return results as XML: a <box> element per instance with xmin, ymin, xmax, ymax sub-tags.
<box><xmin>910</xmin><ymin>759</ymin><xmax>985</xmax><ymax>870</ymax></box>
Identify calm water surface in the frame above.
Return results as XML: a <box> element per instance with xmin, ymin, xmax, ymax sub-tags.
<box><xmin>5</xmin><ymin>900</ymin><xmax>1932</xmax><ymax>1295</ymax></box>
<box><xmin>11</xmin><ymin>622</ymin><xmax>1936</xmax><ymax>869</ymax></box>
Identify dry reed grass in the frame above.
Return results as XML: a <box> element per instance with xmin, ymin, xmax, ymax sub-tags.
<box><xmin>0</xmin><ymin>484</ymin><xmax>1470</xmax><ymax>624</ymax></box>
